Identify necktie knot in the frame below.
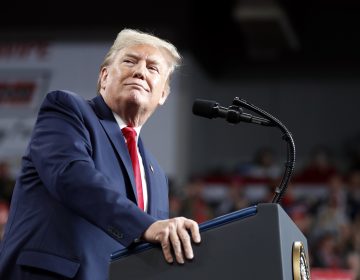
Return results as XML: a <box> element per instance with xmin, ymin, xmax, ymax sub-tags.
<box><xmin>121</xmin><ymin>126</ymin><xmax>137</xmax><ymax>140</ymax></box>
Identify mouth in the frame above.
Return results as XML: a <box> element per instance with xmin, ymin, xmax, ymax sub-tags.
<box><xmin>124</xmin><ymin>83</ymin><xmax>149</xmax><ymax>92</ymax></box>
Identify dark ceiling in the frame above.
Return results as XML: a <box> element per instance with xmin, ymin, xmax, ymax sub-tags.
<box><xmin>2</xmin><ymin>0</ymin><xmax>360</xmax><ymax>78</ymax></box>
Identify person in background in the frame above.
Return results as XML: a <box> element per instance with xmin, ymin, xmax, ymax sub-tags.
<box><xmin>236</xmin><ymin>147</ymin><xmax>281</xmax><ymax>181</ymax></box>
<box><xmin>295</xmin><ymin>146</ymin><xmax>338</xmax><ymax>183</ymax></box>
<box><xmin>0</xmin><ymin>29</ymin><xmax>201</xmax><ymax>280</ymax></box>
<box><xmin>0</xmin><ymin>162</ymin><xmax>15</xmax><ymax>204</ymax></box>
<box><xmin>0</xmin><ymin>201</ymin><xmax>9</xmax><ymax>240</ymax></box>
<box><xmin>346</xmin><ymin>169</ymin><xmax>360</xmax><ymax>221</ymax></box>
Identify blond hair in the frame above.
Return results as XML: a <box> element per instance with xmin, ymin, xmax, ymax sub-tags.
<box><xmin>97</xmin><ymin>29</ymin><xmax>181</xmax><ymax>93</ymax></box>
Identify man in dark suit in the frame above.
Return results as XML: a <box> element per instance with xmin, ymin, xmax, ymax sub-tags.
<box><xmin>0</xmin><ymin>29</ymin><xmax>201</xmax><ymax>280</ymax></box>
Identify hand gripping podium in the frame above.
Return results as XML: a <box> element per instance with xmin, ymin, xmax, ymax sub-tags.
<box><xmin>109</xmin><ymin>203</ymin><xmax>310</xmax><ymax>279</ymax></box>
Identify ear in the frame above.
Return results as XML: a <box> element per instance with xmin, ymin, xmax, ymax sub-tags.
<box><xmin>99</xmin><ymin>67</ymin><xmax>109</xmax><ymax>91</ymax></box>
<box><xmin>158</xmin><ymin>84</ymin><xmax>170</xmax><ymax>106</ymax></box>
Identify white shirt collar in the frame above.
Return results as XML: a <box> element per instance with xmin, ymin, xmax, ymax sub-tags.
<box><xmin>112</xmin><ymin>112</ymin><xmax>142</xmax><ymax>139</ymax></box>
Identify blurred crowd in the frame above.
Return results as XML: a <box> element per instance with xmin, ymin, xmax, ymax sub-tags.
<box><xmin>1</xmin><ymin>145</ymin><xmax>360</xmax><ymax>278</ymax></box>
<box><xmin>169</xmin><ymin>146</ymin><xmax>360</xmax><ymax>278</ymax></box>
<box><xmin>0</xmin><ymin>162</ymin><xmax>13</xmax><ymax>240</ymax></box>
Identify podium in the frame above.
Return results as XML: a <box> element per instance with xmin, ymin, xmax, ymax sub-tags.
<box><xmin>109</xmin><ymin>203</ymin><xmax>310</xmax><ymax>279</ymax></box>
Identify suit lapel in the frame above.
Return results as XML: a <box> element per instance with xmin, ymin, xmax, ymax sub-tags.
<box><xmin>90</xmin><ymin>95</ymin><xmax>137</xmax><ymax>200</ymax></box>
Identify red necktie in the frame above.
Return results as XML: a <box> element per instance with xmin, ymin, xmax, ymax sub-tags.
<box><xmin>121</xmin><ymin>126</ymin><xmax>144</xmax><ymax>211</ymax></box>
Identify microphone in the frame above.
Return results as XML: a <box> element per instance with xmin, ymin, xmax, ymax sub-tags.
<box><xmin>192</xmin><ymin>99</ymin><xmax>273</xmax><ymax>126</ymax></box>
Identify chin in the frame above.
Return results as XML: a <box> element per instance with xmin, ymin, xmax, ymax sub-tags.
<box><xmin>122</xmin><ymin>92</ymin><xmax>146</xmax><ymax>109</ymax></box>
<box><xmin>129</xmin><ymin>89</ymin><xmax>148</xmax><ymax>102</ymax></box>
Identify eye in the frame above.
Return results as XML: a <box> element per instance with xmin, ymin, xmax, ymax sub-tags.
<box><xmin>148</xmin><ymin>65</ymin><xmax>159</xmax><ymax>73</ymax></box>
<box><xmin>123</xmin><ymin>59</ymin><xmax>135</xmax><ymax>65</ymax></box>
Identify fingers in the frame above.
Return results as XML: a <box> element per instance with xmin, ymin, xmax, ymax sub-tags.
<box><xmin>169</xmin><ymin>218</ymin><xmax>201</xmax><ymax>263</ymax></box>
<box><xmin>169</xmin><ymin>223</ymin><xmax>185</xmax><ymax>264</ymax></box>
<box><xmin>143</xmin><ymin>221</ymin><xmax>174</xmax><ymax>263</ymax></box>
<box><xmin>143</xmin><ymin>217</ymin><xmax>201</xmax><ymax>264</ymax></box>
<box><xmin>160</xmin><ymin>231</ymin><xmax>174</xmax><ymax>264</ymax></box>
<box><xmin>177</xmin><ymin>225</ymin><xmax>193</xmax><ymax>260</ymax></box>
<box><xmin>184</xmin><ymin>218</ymin><xmax>201</xmax><ymax>243</ymax></box>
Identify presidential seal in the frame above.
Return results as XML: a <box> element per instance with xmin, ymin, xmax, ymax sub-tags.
<box><xmin>292</xmin><ymin>241</ymin><xmax>311</xmax><ymax>280</ymax></box>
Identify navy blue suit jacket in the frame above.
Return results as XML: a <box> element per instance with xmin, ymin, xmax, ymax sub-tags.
<box><xmin>0</xmin><ymin>90</ymin><xmax>169</xmax><ymax>279</ymax></box>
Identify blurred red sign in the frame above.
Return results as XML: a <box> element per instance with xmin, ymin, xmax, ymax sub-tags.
<box><xmin>311</xmin><ymin>268</ymin><xmax>353</xmax><ymax>280</ymax></box>
<box><xmin>0</xmin><ymin>81</ymin><xmax>36</xmax><ymax>105</ymax></box>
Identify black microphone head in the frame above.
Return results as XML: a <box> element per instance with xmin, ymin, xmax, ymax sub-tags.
<box><xmin>192</xmin><ymin>99</ymin><xmax>219</xmax><ymax>119</ymax></box>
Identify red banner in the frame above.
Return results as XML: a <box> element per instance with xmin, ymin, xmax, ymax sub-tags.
<box><xmin>0</xmin><ymin>82</ymin><xmax>36</xmax><ymax>105</ymax></box>
<box><xmin>311</xmin><ymin>268</ymin><xmax>354</xmax><ymax>280</ymax></box>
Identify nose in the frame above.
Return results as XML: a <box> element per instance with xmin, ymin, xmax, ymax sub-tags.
<box><xmin>132</xmin><ymin>61</ymin><xmax>146</xmax><ymax>79</ymax></box>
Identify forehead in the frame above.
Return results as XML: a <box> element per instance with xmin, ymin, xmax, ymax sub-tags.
<box><xmin>116</xmin><ymin>44</ymin><xmax>169</xmax><ymax>66</ymax></box>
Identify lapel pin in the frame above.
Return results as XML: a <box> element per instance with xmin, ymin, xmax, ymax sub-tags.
<box><xmin>150</xmin><ymin>164</ymin><xmax>154</xmax><ymax>173</ymax></box>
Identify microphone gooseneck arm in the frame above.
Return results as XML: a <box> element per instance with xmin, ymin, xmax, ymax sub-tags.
<box><xmin>231</xmin><ymin>98</ymin><xmax>296</xmax><ymax>204</ymax></box>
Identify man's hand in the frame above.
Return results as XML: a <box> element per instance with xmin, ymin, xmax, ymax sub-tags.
<box><xmin>143</xmin><ymin>217</ymin><xmax>201</xmax><ymax>264</ymax></box>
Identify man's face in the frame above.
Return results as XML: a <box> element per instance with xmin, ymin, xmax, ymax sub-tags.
<box><xmin>99</xmin><ymin>44</ymin><xmax>170</xmax><ymax>124</ymax></box>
